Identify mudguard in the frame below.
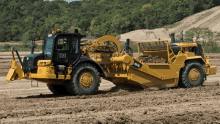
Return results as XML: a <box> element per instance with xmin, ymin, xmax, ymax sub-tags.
<box><xmin>73</xmin><ymin>57</ymin><xmax>106</xmax><ymax>78</ymax></box>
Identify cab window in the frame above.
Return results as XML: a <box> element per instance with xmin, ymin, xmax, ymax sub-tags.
<box><xmin>57</xmin><ymin>37</ymin><xmax>69</xmax><ymax>50</ymax></box>
<box><xmin>72</xmin><ymin>37</ymin><xmax>77</xmax><ymax>49</ymax></box>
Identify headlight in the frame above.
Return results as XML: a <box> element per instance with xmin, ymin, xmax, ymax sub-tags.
<box><xmin>40</xmin><ymin>62</ymin><xmax>47</xmax><ymax>65</ymax></box>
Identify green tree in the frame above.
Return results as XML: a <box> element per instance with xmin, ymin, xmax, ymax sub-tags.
<box><xmin>0</xmin><ymin>0</ymin><xmax>219</xmax><ymax>42</ymax></box>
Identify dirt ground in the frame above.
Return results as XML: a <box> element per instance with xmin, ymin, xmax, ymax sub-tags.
<box><xmin>0</xmin><ymin>52</ymin><xmax>220</xmax><ymax>123</ymax></box>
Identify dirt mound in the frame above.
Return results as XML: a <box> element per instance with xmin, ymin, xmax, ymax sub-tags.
<box><xmin>120</xmin><ymin>28</ymin><xmax>170</xmax><ymax>42</ymax></box>
<box><xmin>138</xmin><ymin>54</ymin><xmax>166</xmax><ymax>63</ymax></box>
<box><xmin>170</xmin><ymin>6</ymin><xmax>220</xmax><ymax>34</ymax></box>
<box><xmin>119</xmin><ymin>6</ymin><xmax>220</xmax><ymax>42</ymax></box>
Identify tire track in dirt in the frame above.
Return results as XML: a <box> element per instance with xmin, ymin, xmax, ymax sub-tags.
<box><xmin>1</xmin><ymin>94</ymin><xmax>220</xmax><ymax>123</ymax></box>
<box><xmin>2</xmin><ymin>100</ymin><xmax>220</xmax><ymax>123</ymax></box>
<box><xmin>1</xmin><ymin>84</ymin><xmax>220</xmax><ymax>123</ymax></box>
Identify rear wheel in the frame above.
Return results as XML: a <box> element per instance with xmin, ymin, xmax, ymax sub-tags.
<box><xmin>47</xmin><ymin>84</ymin><xmax>69</xmax><ymax>95</ymax></box>
<box><xmin>65</xmin><ymin>63</ymin><xmax>100</xmax><ymax>95</ymax></box>
<box><xmin>179</xmin><ymin>60</ymin><xmax>205</xmax><ymax>88</ymax></box>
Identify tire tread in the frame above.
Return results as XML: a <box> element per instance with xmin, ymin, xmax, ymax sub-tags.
<box><xmin>66</xmin><ymin>62</ymin><xmax>100</xmax><ymax>95</ymax></box>
<box><xmin>179</xmin><ymin>60</ymin><xmax>205</xmax><ymax>88</ymax></box>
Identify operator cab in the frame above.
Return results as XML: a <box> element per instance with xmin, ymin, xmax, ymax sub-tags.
<box><xmin>22</xmin><ymin>29</ymin><xmax>85</xmax><ymax>74</ymax></box>
<box><xmin>43</xmin><ymin>29</ymin><xmax>85</xmax><ymax>66</ymax></box>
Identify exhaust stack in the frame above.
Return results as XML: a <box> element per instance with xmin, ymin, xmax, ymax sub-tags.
<box><xmin>169</xmin><ymin>33</ymin><xmax>175</xmax><ymax>43</ymax></box>
<box><xmin>180</xmin><ymin>30</ymin><xmax>183</xmax><ymax>42</ymax></box>
<box><xmin>126</xmin><ymin>39</ymin><xmax>130</xmax><ymax>53</ymax></box>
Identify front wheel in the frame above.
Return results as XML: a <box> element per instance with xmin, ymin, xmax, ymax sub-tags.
<box><xmin>65</xmin><ymin>63</ymin><xmax>100</xmax><ymax>95</ymax></box>
<box><xmin>179</xmin><ymin>60</ymin><xmax>205</xmax><ymax>88</ymax></box>
<box><xmin>47</xmin><ymin>84</ymin><xmax>69</xmax><ymax>95</ymax></box>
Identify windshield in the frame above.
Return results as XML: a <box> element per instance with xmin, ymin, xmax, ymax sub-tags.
<box><xmin>44</xmin><ymin>37</ymin><xmax>54</xmax><ymax>60</ymax></box>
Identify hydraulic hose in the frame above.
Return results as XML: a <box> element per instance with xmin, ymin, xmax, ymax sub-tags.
<box><xmin>11</xmin><ymin>47</ymin><xmax>23</xmax><ymax>65</ymax></box>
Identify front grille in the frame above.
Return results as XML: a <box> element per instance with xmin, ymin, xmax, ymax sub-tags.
<box><xmin>22</xmin><ymin>57</ymin><xmax>34</xmax><ymax>73</ymax></box>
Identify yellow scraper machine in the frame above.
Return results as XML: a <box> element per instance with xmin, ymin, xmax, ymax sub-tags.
<box><xmin>6</xmin><ymin>29</ymin><xmax>216</xmax><ymax>95</ymax></box>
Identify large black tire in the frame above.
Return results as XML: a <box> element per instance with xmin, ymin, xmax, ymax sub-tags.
<box><xmin>65</xmin><ymin>63</ymin><xmax>100</xmax><ymax>95</ymax></box>
<box><xmin>47</xmin><ymin>84</ymin><xmax>69</xmax><ymax>95</ymax></box>
<box><xmin>179</xmin><ymin>60</ymin><xmax>205</xmax><ymax>88</ymax></box>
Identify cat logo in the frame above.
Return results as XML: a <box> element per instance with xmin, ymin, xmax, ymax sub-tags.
<box><xmin>28</xmin><ymin>61</ymin><xmax>32</xmax><ymax>66</ymax></box>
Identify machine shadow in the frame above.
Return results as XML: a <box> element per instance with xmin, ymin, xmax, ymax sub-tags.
<box><xmin>16</xmin><ymin>93</ymin><xmax>70</xmax><ymax>99</ymax></box>
<box><xmin>15</xmin><ymin>86</ymin><xmax>144</xmax><ymax>99</ymax></box>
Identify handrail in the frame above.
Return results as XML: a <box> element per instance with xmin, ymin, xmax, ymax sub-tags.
<box><xmin>11</xmin><ymin>47</ymin><xmax>23</xmax><ymax>65</ymax></box>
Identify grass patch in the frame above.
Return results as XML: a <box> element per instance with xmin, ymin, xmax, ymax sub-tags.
<box><xmin>3</xmin><ymin>44</ymin><xmax>11</xmax><ymax>50</ymax></box>
<box><xmin>203</xmin><ymin>46</ymin><xmax>220</xmax><ymax>53</ymax></box>
<box><xmin>0</xmin><ymin>44</ymin><xmax>42</xmax><ymax>52</ymax></box>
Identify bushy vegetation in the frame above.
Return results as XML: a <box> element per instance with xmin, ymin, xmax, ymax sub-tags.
<box><xmin>184</xmin><ymin>27</ymin><xmax>220</xmax><ymax>53</ymax></box>
<box><xmin>0</xmin><ymin>0</ymin><xmax>220</xmax><ymax>43</ymax></box>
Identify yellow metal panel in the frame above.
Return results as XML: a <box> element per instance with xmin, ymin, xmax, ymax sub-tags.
<box><xmin>209</xmin><ymin>66</ymin><xmax>216</xmax><ymax>75</ymax></box>
<box><xmin>146</xmin><ymin>63</ymin><xmax>169</xmax><ymax>65</ymax></box>
<box><xmin>110</xmin><ymin>55</ymin><xmax>134</xmax><ymax>65</ymax></box>
<box><xmin>186</xmin><ymin>56</ymin><xmax>203</xmax><ymax>60</ymax></box>
<box><xmin>11</xmin><ymin>48</ymin><xmax>15</xmax><ymax>61</ymax></box>
<box><xmin>127</xmin><ymin>68</ymin><xmax>178</xmax><ymax>87</ymax></box>
<box><xmin>96</xmin><ymin>35</ymin><xmax>121</xmax><ymax>52</ymax></box>
<box><xmin>37</xmin><ymin>60</ymin><xmax>52</xmax><ymax>66</ymax></box>
<box><xmin>6</xmin><ymin>69</ymin><xmax>16</xmax><ymax>82</ymax></box>
<box><xmin>185</xmin><ymin>52</ymin><xmax>195</xmax><ymax>57</ymax></box>
<box><xmin>186</xmin><ymin>56</ymin><xmax>205</xmax><ymax>64</ymax></box>
<box><xmin>106</xmin><ymin>73</ymin><xmax>128</xmax><ymax>77</ymax></box>
<box><xmin>37</xmin><ymin>65</ymin><xmax>55</xmax><ymax>75</ymax></box>
<box><xmin>6</xmin><ymin>60</ymin><xmax>24</xmax><ymax>82</ymax></box>
<box><xmin>131</xmin><ymin>55</ymin><xmax>187</xmax><ymax>80</ymax></box>
<box><xmin>175</xmin><ymin>43</ymin><xmax>197</xmax><ymax>47</ymax></box>
<box><xmin>30</xmin><ymin>74</ymin><xmax>71</xmax><ymax>80</ymax></box>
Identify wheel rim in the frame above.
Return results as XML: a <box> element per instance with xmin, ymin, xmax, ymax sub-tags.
<box><xmin>79</xmin><ymin>71</ymin><xmax>93</xmax><ymax>88</ymax></box>
<box><xmin>188</xmin><ymin>67</ymin><xmax>200</xmax><ymax>82</ymax></box>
